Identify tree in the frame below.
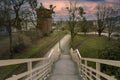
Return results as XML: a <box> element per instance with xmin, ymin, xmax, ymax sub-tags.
<box><xmin>66</xmin><ymin>0</ymin><xmax>86</xmax><ymax>47</ymax></box>
<box><xmin>105</xmin><ymin>7</ymin><xmax>116</xmax><ymax>40</ymax></box>
<box><xmin>96</xmin><ymin>4</ymin><xmax>107</xmax><ymax>37</ymax></box>
<box><xmin>29</xmin><ymin>0</ymin><xmax>37</xmax><ymax>10</ymax></box>
<box><xmin>78</xmin><ymin>7</ymin><xmax>87</xmax><ymax>34</ymax></box>
<box><xmin>29</xmin><ymin>0</ymin><xmax>37</xmax><ymax>27</ymax></box>
<box><xmin>98</xmin><ymin>41</ymin><xmax>120</xmax><ymax>79</ymax></box>
<box><xmin>80</xmin><ymin>17</ymin><xmax>89</xmax><ymax>35</ymax></box>
<box><xmin>67</xmin><ymin>1</ymin><xmax>77</xmax><ymax>47</ymax></box>
<box><xmin>78</xmin><ymin>7</ymin><xmax>86</xmax><ymax>18</ymax></box>
<box><xmin>20</xmin><ymin>8</ymin><xmax>32</xmax><ymax>31</ymax></box>
<box><xmin>11</xmin><ymin>0</ymin><xmax>26</xmax><ymax>31</ymax></box>
<box><xmin>0</xmin><ymin>0</ymin><xmax>4</xmax><ymax>26</ymax></box>
<box><xmin>0</xmin><ymin>0</ymin><xmax>13</xmax><ymax>58</ymax></box>
<box><xmin>49</xmin><ymin>4</ymin><xmax>56</xmax><ymax>17</ymax></box>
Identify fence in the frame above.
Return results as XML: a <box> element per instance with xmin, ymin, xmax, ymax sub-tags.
<box><xmin>70</xmin><ymin>48</ymin><xmax>120</xmax><ymax>80</ymax></box>
<box><xmin>0</xmin><ymin>49</ymin><xmax>60</xmax><ymax>80</ymax></box>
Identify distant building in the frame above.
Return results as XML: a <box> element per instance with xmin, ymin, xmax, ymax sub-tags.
<box><xmin>0</xmin><ymin>26</ymin><xmax>8</xmax><ymax>35</ymax></box>
<box><xmin>36</xmin><ymin>4</ymin><xmax>53</xmax><ymax>35</ymax></box>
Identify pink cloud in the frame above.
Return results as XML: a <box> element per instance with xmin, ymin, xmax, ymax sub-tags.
<box><xmin>37</xmin><ymin>0</ymin><xmax>118</xmax><ymax>20</ymax></box>
<box><xmin>76</xmin><ymin>2</ymin><xmax>97</xmax><ymax>19</ymax></box>
<box><xmin>38</xmin><ymin>0</ymin><xmax>69</xmax><ymax>19</ymax></box>
<box><xmin>38</xmin><ymin>0</ymin><xmax>68</xmax><ymax>11</ymax></box>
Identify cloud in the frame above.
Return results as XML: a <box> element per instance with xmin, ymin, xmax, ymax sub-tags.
<box><xmin>37</xmin><ymin>0</ymin><xmax>118</xmax><ymax>20</ymax></box>
<box><xmin>85</xmin><ymin>0</ymin><xmax>105</xmax><ymax>2</ymax></box>
<box><xmin>105</xmin><ymin>0</ymin><xmax>118</xmax><ymax>3</ymax></box>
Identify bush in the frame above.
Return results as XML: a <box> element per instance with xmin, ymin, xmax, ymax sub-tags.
<box><xmin>24</xmin><ymin>30</ymin><xmax>43</xmax><ymax>42</ymax></box>
<box><xmin>98</xmin><ymin>41</ymin><xmax>120</xmax><ymax>79</ymax></box>
<box><xmin>61</xmin><ymin>27</ymin><xmax>65</xmax><ymax>31</ymax></box>
<box><xmin>13</xmin><ymin>33</ymin><xmax>32</xmax><ymax>53</ymax></box>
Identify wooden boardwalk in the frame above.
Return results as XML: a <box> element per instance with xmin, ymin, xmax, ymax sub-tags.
<box><xmin>47</xmin><ymin>34</ymin><xmax>82</xmax><ymax>80</ymax></box>
<box><xmin>1</xmin><ymin>34</ymin><xmax>119</xmax><ymax>80</ymax></box>
<box><xmin>47</xmin><ymin>54</ymin><xmax>83</xmax><ymax>80</ymax></box>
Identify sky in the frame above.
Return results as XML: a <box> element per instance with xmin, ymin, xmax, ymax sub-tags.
<box><xmin>37</xmin><ymin>0</ymin><xmax>120</xmax><ymax>21</ymax></box>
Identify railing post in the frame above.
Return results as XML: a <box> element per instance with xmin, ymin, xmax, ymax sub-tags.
<box><xmin>90</xmin><ymin>70</ymin><xmax>92</xmax><ymax>79</ymax></box>
<box><xmin>81</xmin><ymin>61</ymin><xmax>84</xmax><ymax>78</ymax></box>
<box><xmin>96</xmin><ymin>62</ymin><xmax>100</xmax><ymax>79</ymax></box>
<box><xmin>79</xmin><ymin>59</ymin><xmax>82</xmax><ymax>74</ymax></box>
<box><xmin>85</xmin><ymin>60</ymin><xmax>87</xmax><ymax>72</ymax></box>
<box><xmin>85</xmin><ymin>60</ymin><xmax>88</xmax><ymax>80</ymax></box>
<box><xmin>28</xmin><ymin>61</ymin><xmax>32</xmax><ymax>80</ymax></box>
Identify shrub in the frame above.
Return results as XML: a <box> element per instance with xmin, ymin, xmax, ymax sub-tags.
<box><xmin>13</xmin><ymin>33</ymin><xmax>32</xmax><ymax>53</ymax></box>
<box><xmin>98</xmin><ymin>41</ymin><xmax>120</xmax><ymax>79</ymax></box>
<box><xmin>24</xmin><ymin>30</ymin><xmax>43</xmax><ymax>42</ymax></box>
<box><xmin>61</xmin><ymin>27</ymin><xmax>65</xmax><ymax>31</ymax></box>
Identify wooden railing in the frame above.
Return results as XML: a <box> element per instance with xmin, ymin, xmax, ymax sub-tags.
<box><xmin>0</xmin><ymin>49</ymin><xmax>61</xmax><ymax>80</ymax></box>
<box><xmin>70</xmin><ymin>48</ymin><xmax>120</xmax><ymax>80</ymax></box>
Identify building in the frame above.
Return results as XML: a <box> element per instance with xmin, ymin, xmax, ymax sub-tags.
<box><xmin>36</xmin><ymin>4</ymin><xmax>54</xmax><ymax>36</ymax></box>
<box><xmin>0</xmin><ymin>26</ymin><xmax>8</xmax><ymax>36</ymax></box>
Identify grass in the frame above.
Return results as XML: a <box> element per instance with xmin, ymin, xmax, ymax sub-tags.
<box><xmin>0</xmin><ymin>30</ymin><xmax>67</xmax><ymax>79</ymax></box>
<box><xmin>73</xmin><ymin>34</ymin><xmax>117</xmax><ymax>68</ymax></box>
<box><xmin>15</xmin><ymin>30</ymin><xmax>67</xmax><ymax>59</ymax></box>
<box><xmin>74</xmin><ymin>34</ymin><xmax>120</xmax><ymax>79</ymax></box>
<box><xmin>73</xmin><ymin>34</ymin><xmax>117</xmax><ymax>58</ymax></box>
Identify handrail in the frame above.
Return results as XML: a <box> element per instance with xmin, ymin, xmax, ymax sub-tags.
<box><xmin>0</xmin><ymin>49</ymin><xmax>54</xmax><ymax>67</ymax></box>
<box><xmin>74</xmin><ymin>49</ymin><xmax>120</xmax><ymax>68</ymax></box>
<box><xmin>76</xmin><ymin>49</ymin><xmax>81</xmax><ymax>59</ymax></box>
<box><xmin>0</xmin><ymin>49</ymin><xmax>61</xmax><ymax>80</ymax></box>
<box><xmin>6</xmin><ymin>63</ymin><xmax>50</xmax><ymax>80</ymax></box>
<box><xmin>0</xmin><ymin>58</ymin><xmax>46</xmax><ymax>67</ymax></box>
<box><xmin>70</xmin><ymin>48</ymin><xmax>120</xmax><ymax>80</ymax></box>
<box><xmin>81</xmin><ymin>58</ymin><xmax>120</xmax><ymax>67</ymax></box>
<box><xmin>48</xmin><ymin>49</ymin><xmax>54</xmax><ymax>58</ymax></box>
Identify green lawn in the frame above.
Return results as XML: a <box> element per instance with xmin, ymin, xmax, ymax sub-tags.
<box><xmin>0</xmin><ymin>30</ymin><xmax>67</xmax><ymax>80</ymax></box>
<box><xmin>73</xmin><ymin>34</ymin><xmax>120</xmax><ymax>79</ymax></box>
<box><xmin>73</xmin><ymin>34</ymin><xmax>117</xmax><ymax>58</ymax></box>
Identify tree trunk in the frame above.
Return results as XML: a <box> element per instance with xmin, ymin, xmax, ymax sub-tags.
<box><xmin>108</xmin><ymin>32</ymin><xmax>111</xmax><ymax>40</ymax></box>
<box><xmin>8</xmin><ymin>23</ymin><xmax>13</xmax><ymax>58</ymax></box>
<box><xmin>84</xmin><ymin>32</ymin><xmax>86</xmax><ymax>36</ymax></box>
<box><xmin>15</xmin><ymin>10</ymin><xmax>22</xmax><ymax>30</ymax></box>
<box><xmin>98</xmin><ymin>32</ymin><xmax>102</xmax><ymax>37</ymax></box>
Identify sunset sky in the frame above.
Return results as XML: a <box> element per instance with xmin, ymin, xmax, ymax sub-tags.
<box><xmin>37</xmin><ymin>0</ymin><xmax>120</xmax><ymax>21</ymax></box>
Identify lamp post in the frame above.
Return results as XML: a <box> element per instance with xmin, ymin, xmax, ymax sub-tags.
<box><xmin>58</xmin><ymin>21</ymin><xmax>61</xmax><ymax>52</ymax></box>
<box><xmin>57</xmin><ymin>19</ymin><xmax>63</xmax><ymax>52</ymax></box>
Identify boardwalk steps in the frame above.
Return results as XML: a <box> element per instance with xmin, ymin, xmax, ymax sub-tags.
<box><xmin>47</xmin><ymin>54</ymin><xmax>82</xmax><ymax>80</ymax></box>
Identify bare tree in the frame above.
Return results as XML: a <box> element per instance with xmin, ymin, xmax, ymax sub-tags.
<box><xmin>29</xmin><ymin>0</ymin><xmax>37</xmax><ymax>27</ymax></box>
<box><xmin>96</xmin><ymin>4</ymin><xmax>107</xmax><ymax>36</ymax></box>
<box><xmin>80</xmin><ymin>17</ymin><xmax>89</xmax><ymax>35</ymax></box>
<box><xmin>105</xmin><ymin>7</ymin><xmax>116</xmax><ymax>40</ymax></box>
<box><xmin>66</xmin><ymin>0</ymin><xmax>77</xmax><ymax>47</ymax></box>
<box><xmin>116</xmin><ymin>0</ymin><xmax>120</xmax><ymax>30</ymax></box>
<box><xmin>20</xmin><ymin>8</ymin><xmax>31</xmax><ymax>31</ymax></box>
<box><xmin>11</xmin><ymin>0</ymin><xmax>26</xmax><ymax>31</ymax></box>
<box><xmin>105</xmin><ymin>0</ymin><xmax>120</xmax><ymax>40</ymax></box>
<box><xmin>66</xmin><ymin>0</ymin><xmax>86</xmax><ymax>47</ymax></box>
<box><xmin>0</xmin><ymin>0</ymin><xmax>13</xmax><ymax>58</ymax></box>
<box><xmin>0</xmin><ymin>0</ymin><xmax>4</xmax><ymax>25</ymax></box>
